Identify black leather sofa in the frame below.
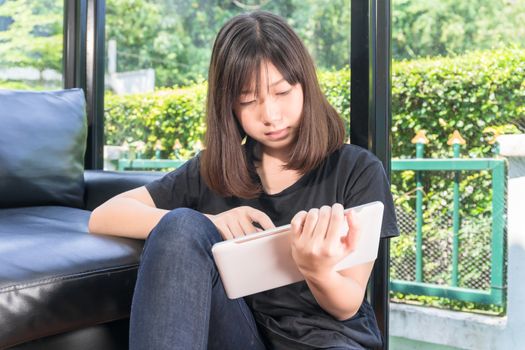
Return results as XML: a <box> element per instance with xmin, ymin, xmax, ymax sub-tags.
<box><xmin>0</xmin><ymin>89</ymin><xmax>160</xmax><ymax>349</ymax></box>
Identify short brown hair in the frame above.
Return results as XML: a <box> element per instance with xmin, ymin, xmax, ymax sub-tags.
<box><xmin>201</xmin><ymin>11</ymin><xmax>345</xmax><ymax>199</ymax></box>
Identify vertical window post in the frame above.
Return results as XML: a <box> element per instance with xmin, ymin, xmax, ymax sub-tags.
<box><xmin>63</xmin><ymin>0</ymin><xmax>105</xmax><ymax>170</ymax></box>
<box><xmin>351</xmin><ymin>0</ymin><xmax>392</xmax><ymax>349</ymax></box>
<box><xmin>63</xmin><ymin>0</ymin><xmax>86</xmax><ymax>90</ymax></box>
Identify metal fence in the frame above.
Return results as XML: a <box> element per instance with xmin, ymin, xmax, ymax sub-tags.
<box><xmin>390</xmin><ymin>131</ymin><xmax>506</xmax><ymax>307</ymax></box>
<box><xmin>115</xmin><ymin>140</ymin><xmax>189</xmax><ymax>171</ymax></box>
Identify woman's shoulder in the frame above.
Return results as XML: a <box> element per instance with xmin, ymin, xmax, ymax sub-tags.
<box><xmin>188</xmin><ymin>152</ymin><xmax>202</xmax><ymax>170</ymax></box>
<box><xmin>331</xmin><ymin>143</ymin><xmax>383</xmax><ymax>169</ymax></box>
<box><xmin>158</xmin><ymin>153</ymin><xmax>202</xmax><ymax>182</ymax></box>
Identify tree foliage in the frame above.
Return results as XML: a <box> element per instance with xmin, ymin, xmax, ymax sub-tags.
<box><xmin>2</xmin><ymin>0</ymin><xmax>525</xmax><ymax>88</ymax></box>
<box><xmin>0</xmin><ymin>0</ymin><xmax>63</xmax><ymax>71</ymax></box>
<box><xmin>392</xmin><ymin>0</ymin><xmax>525</xmax><ymax>59</ymax></box>
<box><xmin>105</xmin><ymin>0</ymin><xmax>350</xmax><ymax>87</ymax></box>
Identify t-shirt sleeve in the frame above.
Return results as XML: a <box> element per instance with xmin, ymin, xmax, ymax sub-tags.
<box><xmin>144</xmin><ymin>155</ymin><xmax>202</xmax><ymax>210</ymax></box>
<box><xmin>344</xmin><ymin>159</ymin><xmax>399</xmax><ymax>239</ymax></box>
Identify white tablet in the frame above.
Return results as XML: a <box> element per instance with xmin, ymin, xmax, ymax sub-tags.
<box><xmin>211</xmin><ymin>201</ymin><xmax>384</xmax><ymax>299</ymax></box>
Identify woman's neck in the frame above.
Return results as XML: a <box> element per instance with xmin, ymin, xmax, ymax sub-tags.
<box><xmin>255</xmin><ymin>146</ymin><xmax>301</xmax><ymax>195</ymax></box>
<box><xmin>255</xmin><ymin>143</ymin><xmax>290</xmax><ymax>165</ymax></box>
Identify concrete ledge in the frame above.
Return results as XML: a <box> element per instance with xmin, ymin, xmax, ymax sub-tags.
<box><xmin>391</xmin><ymin>336</ymin><xmax>462</xmax><ymax>350</ymax></box>
<box><xmin>390</xmin><ymin>303</ymin><xmax>507</xmax><ymax>350</ymax></box>
<box><xmin>498</xmin><ymin>134</ymin><xmax>525</xmax><ymax>157</ymax></box>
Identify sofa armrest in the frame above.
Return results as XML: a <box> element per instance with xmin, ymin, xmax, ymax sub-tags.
<box><xmin>83</xmin><ymin>170</ymin><xmax>163</xmax><ymax>211</ymax></box>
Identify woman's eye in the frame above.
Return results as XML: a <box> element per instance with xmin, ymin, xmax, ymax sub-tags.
<box><xmin>239</xmin><ymin>100</ymin><xmax>255</xmax><ymax>106</ymax></box>
<box><xmin>276</xmin><ymin>89</ymin><xmax>291</xmax><ymax>96</ymax></box>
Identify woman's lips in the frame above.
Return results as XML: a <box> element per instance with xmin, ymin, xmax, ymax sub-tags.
<box><xmin>265</xmin><ymin>128</ymin><xmax>289</xmax><ymax>140</ymax></box>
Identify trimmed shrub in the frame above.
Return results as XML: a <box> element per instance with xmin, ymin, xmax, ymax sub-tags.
<box><xmin>104</xmin><ymin>84</ymin><xmax>207</xmax><ymax>159</ymax></box>
<box><xmin>104</xmin><ymin>48</ymin><xmax>524</xmax><ymax>160</ymax></box>
<box><xmin>392</xmin><ymin>48</ymin><xmax>525</xmax><ymax>159</ymax></box>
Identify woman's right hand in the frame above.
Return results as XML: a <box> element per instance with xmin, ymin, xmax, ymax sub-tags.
<box><xmin>204</xmin><ymin>206</ymin><xmax>275</xmax><ymax>240</ymax></box>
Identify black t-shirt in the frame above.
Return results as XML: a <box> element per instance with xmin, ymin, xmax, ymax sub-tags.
<box><xmin>145</xmin><ymin>144</ymin><xmax>399</xmax><ymax>349</ymax></box>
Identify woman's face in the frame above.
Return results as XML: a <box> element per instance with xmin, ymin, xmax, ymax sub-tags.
<box><xmin>233</xmin><ymin>61</ymin><xmax>304</xmax><ymax>157</ymax></box>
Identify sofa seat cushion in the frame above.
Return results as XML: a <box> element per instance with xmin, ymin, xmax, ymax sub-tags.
<box><xmin>0</xmin><ymin>206</ymin><xmax>144</xmax><ymax>348</ymax></box>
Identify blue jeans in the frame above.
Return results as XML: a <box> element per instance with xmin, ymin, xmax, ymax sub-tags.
<box><xmin>129</xmin><ymin>208</ymin><xmax>267</xmax><ymax>350</ymax></box>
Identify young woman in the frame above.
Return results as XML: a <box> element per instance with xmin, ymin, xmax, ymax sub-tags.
<box><xmin>89</xmin><ymin>11</ymin><xmax>398</xmax><ymax>350</ymax></box>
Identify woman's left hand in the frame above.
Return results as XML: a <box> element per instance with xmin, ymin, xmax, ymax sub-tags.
<box><xmin>290</xmin><ymin>203</ymin><xmax>359</xmax><ymax>279</ymax></box>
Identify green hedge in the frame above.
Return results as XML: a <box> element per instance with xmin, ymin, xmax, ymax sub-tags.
<box><xmin>392</xmin><ymin>48</ymin><xmax>524</xmax><ymax>159</ymax></box>
<box><xmin>105</xmin><ymin>84</ymin><xmax>207</xmax><ymax>159</ymax></box>
<box><xmin>105</xmin><ymin>48</ymin><xmax>524</xmax><ymax>159</ymax></box>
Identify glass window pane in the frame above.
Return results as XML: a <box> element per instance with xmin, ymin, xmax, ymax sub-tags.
<box><xmin>103</xmin><ymin>0</ymin><xmax>350</xmax><ymax>171</ymax></box>
<box><xmin>0</xmin><ymin>0</ymin><xmax>64</xmax><ymax>90</ymax></box>
<box><xmin>390</xmin><ymin>0</ymin><xmax>524</xmax><ymax>318</ymax></box>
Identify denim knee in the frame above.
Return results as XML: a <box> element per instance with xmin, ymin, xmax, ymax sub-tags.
<box><xmin>146</xmin><ymin>207</ymin><xmax>222</xmax><ymax>255</ymax></box>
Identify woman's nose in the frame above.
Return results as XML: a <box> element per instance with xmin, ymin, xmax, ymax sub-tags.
<box><xmin>260</xmin><ymin>99</ymin><xmax>281</xmax><ymax>125</ymax></box>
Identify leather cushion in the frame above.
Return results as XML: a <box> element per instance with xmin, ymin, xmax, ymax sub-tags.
<box><xmin>10</xmin><ymin>319</ymin><xmax>130</xmax><ymax>350</ymax></box>
<box><xmin>84</xmin><ymin>170</ymin><xmax>163</xmax><ymax>211</ymax></box>
<box><xmin>0</xmin><ymin>206</ymin><xmax>144</xmax><ymax>348</ymax></box>
<box><xmin>0</xmin><ymin>89</ymin><xmax>87</xmax><ymax>208</ymax></box>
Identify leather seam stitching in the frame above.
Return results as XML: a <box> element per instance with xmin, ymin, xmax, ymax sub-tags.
<box><xmin>0</xmin><ymin>264</ymin><xmax>139</xmax><ymax>293</ymax></box>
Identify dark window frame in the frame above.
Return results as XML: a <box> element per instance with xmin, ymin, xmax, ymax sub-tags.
<box><xmin>63</xmin><ymin>0</ymin><xmax>105</xmax><ymax>170</ymax></box>
<box><xmin>63</xmin><ymin>0</ymin><xmax>393</xmax><ymax>348</ymax></box>
<box><xmin>351</xmin><ymin>1</ymin><xmax>393</xmax><ymax>348</ymax></box>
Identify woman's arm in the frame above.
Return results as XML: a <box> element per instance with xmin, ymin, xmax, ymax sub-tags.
<box><xmin>89</xmin><ymin>187</ymin><xmax>275</xmax><ymax>241</ymax></box>
<box><xmin>290</xmin><ymin>204</ymin><xmax>374</xmax><ymax>320</ymax></box>
<box><xmin>88</xmin><ymin>186</ymin><xmax>169</xmax><ymax>239</ymax></box>
<box><xmin>302</xmin><ymin>262</ymin><xmax>373</xmax><ymax>320</ymax></box>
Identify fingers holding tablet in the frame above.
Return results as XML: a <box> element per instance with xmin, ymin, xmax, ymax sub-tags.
<box><xmin>205</xmin><ymin>206</ymin><xmax>275</xmax><ymax>240</ymax></box>
<box><xmin>342</xmin><ymin>210</ymin><xmax>360</xmax><ymax>253</ymax></box>
<box><xmin>290</xmin><ymin>203</ymin><xmax>354</xmax><ymax>277</ymax></box>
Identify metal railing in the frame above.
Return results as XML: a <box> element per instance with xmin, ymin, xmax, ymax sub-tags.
<box><xmin>118</xmin><ymin>158</ymin><xmax>186</xmax><ymax>171</ymax></box>
<box><xmin>390</xmin><ymin>131</ymin><xmax>506</xmax><ymax>307</ymax></box>
<box><xmin>116</xmin><ymin>140</ymin><xmax>191</xmax><ymax>171</ymax></box>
